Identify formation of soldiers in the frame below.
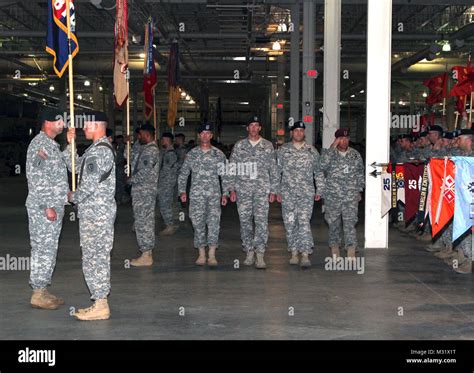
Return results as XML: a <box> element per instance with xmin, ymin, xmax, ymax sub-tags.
<box><xmin>390</xmin><ymin>124</ymin><xmax>474</xmax><ymax>274</ymax></box>
<box><xmin>40</xmin><ymin>107</ymin><xmax>474</xmax><ymax>322</ymax></box>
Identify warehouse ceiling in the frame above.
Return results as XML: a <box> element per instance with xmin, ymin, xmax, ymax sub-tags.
<box><xmin>0</xmin><ymin>0</ymin><xmax>473</xmax><ymax>117</ymax></box>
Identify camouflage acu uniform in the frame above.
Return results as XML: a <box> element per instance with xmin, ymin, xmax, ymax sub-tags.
<box><xmin>228</xmin><ymin>138</ymin><xmax>279</xmax><ymax>253</ymax></box>
<box><xmin>174</xmin><ymin>144</ymin><xmax>188</xmax><ymax>212</ymax></box>
<box><xmin>26</xmin><ymin>131</ymin><xmax>69</xmax><ymax>289</ymax></box>
<box><xmin>277</xmin><ymin>142</ymin><xmax>324</xmax><ymax>254</ymax></box>
<box><xmin>395</xmin><ymin>147</ymin><xmax>421</xmax><ymax>163</ymax></box>
<box><xmin>320</xmin><ymin>147</ymin><xmax>365</xmax><ymax>249</ymax></box>
<box><xmin>130</xmin><ymin>142</ymin><xmax>160</xmax><ymax>252</ymax></box>
<box><xmin>64</xmin><ymin>136</ymin><xmax>116</xmax><ymax>300</ymax></box>
<box><xmin>178</xmin><ymin>146</ymin><xmax>228</xmax><ymax>249</ymax></box>
<box><xmin>115</xmin><ymin>143</ymin><xmax>127</xmax><ymax>203</ymax></box>
<box><xmin>157</xmin><ymin>146</ymin><xmax>178</xmax><ymax>226</ymax></box>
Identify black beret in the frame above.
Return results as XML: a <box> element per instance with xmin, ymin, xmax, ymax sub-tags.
<box><xmin>198</xmin><ymin>122</ymin><xmax>213</xmax><ymax>133</ymax></box>
<box><xmin>82</xmin><ymin>111</ymin><xmax>108</xmax><ymax>123</ymax></box>
<box><xmin>161</xmin><ymin>132</ymin><xmax>174</xmax><ymax>140</ymax></box>
<box><xmin>442</xmin><ymin>131</ymin><xmax>454</xmax><ymax>139</ymax></box>
<box><xmin>419</xmin><ymin>131</ymin><xmax>428</xmax><ymax>137</ymax></box>
<box><xmin>290</xmin><ymin>121</ymin><xmax>306</xmax><ymax>130</ymax></box>
<box><xmin>458</xmin><ymin>128</ymin><xmax>474</xmax><ymax>136</ymax></box>
<box><xmin>428</xmin><ymin>125</ymin><xmax>443</xmax><ymax>133</ymax></box>
<box><xmin>247</xmin><ymin>116</ymin><xmax>261</xmax><ymax>126</ymax></box>
<box><xmin>139</xmin><ymin>123</ymin><xmax>156</xmax><ymax>133</ymax></box>
<box><xmin>175</xmin><ymin>133</ymin><xmax>185</xmax><ymax>138</ymax></box>
<box><xmin>399</xmin><ymin>134</ymin><xmax>413</xmax><ymax>141</ymax></box>
<box><xmin>40</xmin><ymin>107</ymin><xmax>64</xmax><ymax>123</ymax></box>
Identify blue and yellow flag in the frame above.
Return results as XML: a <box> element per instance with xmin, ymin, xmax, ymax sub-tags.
<box><xmin>46</xmin><ymin>0</ymin><xmax>79</xmax><ymax>78</ymax></box>
<box><xmin>452</xmin><ymin>157</ymin><xmax>474</xmax><ymax>241</ymax></box>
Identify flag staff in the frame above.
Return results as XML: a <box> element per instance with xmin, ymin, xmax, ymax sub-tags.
<box><xmin>65</xmin><ymin>0</ymin><xmax>76</xmax><ymax>191</ymax></box>
<box><xmin>469</xmin><ymin>93</ymin><xmax>473</xmax><ymax>127</ymax></box>
<box><xmin>126</xmin><ymin>70</ymin><xmax>130</xmax><ymax>177</ymax></box>
<box><xmin>153</xmin><ymin>88</ymin><xmax>157</xmax><ymax>140</ymax></box>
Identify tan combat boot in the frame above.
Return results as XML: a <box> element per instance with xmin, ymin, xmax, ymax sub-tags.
<box><xmin>416</xmin><ymin>232</ymin><xmax>432</xmax><ymax>242</ymax></box>
<box><xmin>160</xmin><ymin>225</ymin><xmax>177</xmax><ymax>236</ymax></box>
<box><xmin>330</xmin><ymin>245</ymin><xmax>341</xmax><ymax>259</ymax></box>
<box><xmin>43</xmin><ymin>288</ymin><xmax>65</xmax><ymax>305</ymax></box>
<box><xmin>289</xmin><ymin>251</ymin><xmax>299</xmax><ymax>265</ymax></box>
<box><xmin>130</xmin><ymin>250</ymin><xmax>153</xmax><ymax>267</ymax></box>
<box><xmin>300</xmin><ymin>253</ymin><xmax>311</xmax><ymax>268</ymax></box>
<box><xmin>454</xmin><ymin>259</ymin><xmax>472</xmax><ymax>274</ymax></box>
<box><xmin>243</xmin><ymin>251</ymin><xmax>255</xmax><ymax>266</ymax></box>
<box><xmin>195</xmin><ymin>247</ymin><xmax>206</xmax><ymax>266</ymax></box>
<box><xmin>30</xmin><ymin>288</ymin><xmax>59</xmax><ymax>310</ymax></box>
<box><xmin>255</xmin><ymin>253</ymin><xmax>266</xmax><ymax>269</ymax></box>
<box><xmin>207</xmin><ymin>246</ymin><xmax>218</xmax><ymax>267</ymax></box>
<box><xmin>74</xmin><ymin>299</ymin><xmax>110</xmax><ymax>321</ymax></box>
<box><xmin>347</xmin><ymin>246</ymin><xmax>356</xmax><ymax>263</ymax></box>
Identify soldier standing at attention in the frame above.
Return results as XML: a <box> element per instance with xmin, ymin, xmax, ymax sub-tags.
<box><xmin>320</xmin><ymin>128</ymin><xmax>365</xmax><ymax>260</ymax></box>
<box><xmin>65</xmin><ymin>111</ymin><xmax>116</xmax><ymax>321</ymax></box>
<box><xmin>26</xmin><ymin>108</ymin><xmax>69</xmax><ymax>310</ymax></box>
<box><xmin>129</xmin><ymin>124</ymin><xmax>160</xmax><ymax>266</ymax></box>
<box><xmin>158</xmin><ymin>132</ymin><xmax>179</xmax><ymax>236</ymax></box>
<box><xmin>228</xmin><ymin>116</ymin><xmax>279</xmax><ymax>269</ymax></box>
<box><xmin>276</xmin><ymin>121</ymin><xmax>324</xmax><ymax>268</ymax></box>
<box><xmin>178</xmin><ymin>123</ymin><xmax>229</xmax><ymax>267</ymax></box>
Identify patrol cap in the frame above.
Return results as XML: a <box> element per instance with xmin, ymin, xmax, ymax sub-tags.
<box><xmin>82</xmin><ymin>110</ymin><xmax>108</xmax><ymax>124</ymax></box>
<box><xmin>198</xmin><ymin>122</ymin><xmax>213</xmax><ymax>133</ymax></box>
<box><xmin>139</xmin><ymin>123</ymin><xmax>156</xmax><ymax>134</ymax></box>
<box><xmin>40</xmin><ymin>107</ymin><xmax>64</xmax><ymax>123</ymax></box>
<box><xmin>247</xmin><ymin>115</ymin><xmax>261</xmax><ymax>126</ymax></box>
<box><xmin>457</xmin><ymin>128</ymin><xmax>474</xmax><ymax>136</ymax></box>
<box><xmin>161</xmin><ymin>132</ymin><xmax>174</xmax><ymax>140</ymax></box>
<box><xmin>335</xmin><ymin>128</ymin><xmax>350</xmax><ymax>138</ymax></box>
<box><xmin>428</xmin><ymin>125</ymin><xmax>443</xmax><ymax>133</ymax></box>
<box><xmin>290</xmin><ymin>121</ymin><xmax>306</xmax><ymax>131</ymax></box>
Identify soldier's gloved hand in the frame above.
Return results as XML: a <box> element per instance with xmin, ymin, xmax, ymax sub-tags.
<box><xmin>268</xmin><ymin>193</ymin><xmax>276</xmax><ymax>203</ymax></box>
<box><xmin>276</xmin><ymin>194</ymin><xmax>282</xmax><ymax>203</ymax></box>
<box><xmin>221</xmin><ymin>196</ymin><xmax>228</xmax><ymax>206</ymax></box>
<box><xmin>180</xmin><ymin>193</ymin><xmax>187</xmax><ymax>203</ymax></box>
<box><xmin>45</xmin><ymin>208</ymin><xmax>57</xmax><ymax>222</ymax></box>
<box><xmin>314</xmin><ymin>195</ymin><xmax>321</xmax><ymax>201</ymax></box>
<box><xmin>230</xmin><ymin>191</ymin><xmax>237</xmax><ymax>203</ymax></box>
<box><xmin>66</xmin><ymin>128</ymin><xmax>76</xmax><ymax>144</ymax></box>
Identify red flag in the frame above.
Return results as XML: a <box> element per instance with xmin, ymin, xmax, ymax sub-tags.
<box><xmin>143</xmin><ymin>20</ymin><xmax>157</xmax><ymax>120</ymax></box>
<box><xmin>450</xmin><ymin>65</ymin><xmax>474</xmax><ymax>97</ymax></box>
<box><xmin>423</xmin><ymin>72</ymin><xmax>447</xmax><ymax>106</ymax></box>
<box><xmin>113</xmin><ymin>0</ymin><xmax>128</xmax><ymax>107</ymax></box>
<box><xmin>403</xmin><ymin>163</ymin><xmax>424</xmax><ymax>222</ymax></box>
<box><xmin>429</xmin><ymin>158</ymin><xmax>455</xmax><ymax>237</ymax></box>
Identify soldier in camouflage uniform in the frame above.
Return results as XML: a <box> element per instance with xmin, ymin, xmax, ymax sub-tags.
<box><xmin>228</xmin><ymin>116</ymin><xmax>279</xmax><ymax>269</ymax></box>
<box><xmin>320</xmin><ymin>128</ymin><xmax>365</xmax><ymax>259</ymax></box>
<box><xmin>64</xmin><ymin>111</ymin><xmax>116</xmax><ymax>321</ymax></box>
<box><xmin>126</xmin><ymin>127</ymin><xmax>142</xmax><ymax>232</ymax></box>
<box><xmin>395</xmin><ymin>134</ymin><xmax>421</xmax><ymax>163</ymax></box>
<box><xmin>158</xmin><ymin>132</ymin><xmax>179</xmax><ymax>236</ymax></box>
<box><xmin>174</xmin><ymin>133</ymin><xmax>188</xmax><ymax>219</ymax></box>
<box><xmin>26</xmin><ymin>108</ymin><xmax>69</xmax><ymax>310</ymax></box>
<box><xmin>178</xmin><ymin>123</ymin><xmax>229</xmax><ymax>267</ymax></box>
<box><xmin>276</xmin><ymin>121</ymin><xmax>324</xmax><ymax>268</ymax></box>
<box><xmin>128</xmin><ymin>124</ymin><xmax>160</xmax><ymax>267</ymax></box>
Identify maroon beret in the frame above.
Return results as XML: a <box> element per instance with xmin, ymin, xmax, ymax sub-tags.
<box><xmin>335</xmin><ymin>128</ymin><xmax>350</xmax><ymax>138</ymax></box>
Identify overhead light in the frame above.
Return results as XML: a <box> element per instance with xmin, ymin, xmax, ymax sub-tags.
<box><xmin>284</xmin><ymin>75</ymin><xmax>289</xmax><ymax>79</ymax></box>
<box><xmin>99</xmin><ymin>86</ymin><xmax>103</xmax><ymax>92</ymax></box>
<box><xmin>359</xmin><ymin>90</ymin><xmax>365</xmax><ymax>93</ymax></box>
<box><xmin>185</xmin><ymin>95</ymin><xmax>190</xmax><ymax>100</ymax></box>
<box><xmin>153</xmin><ymin>44</ymin><xmax>157</xmax><ymax>48</ymax></box>
<box><xmin>232</xmin><ymin>57</ymin><xmax>246</xmax><ymax>61</ymax></box>
<box><xmin>422</xmin><ymin>92</ymin><xmax>428</xmax><ymax>98</ymax></box>
<box><xmin>23</xmin><ymin>93</ymin><xmax>28</xmax><ymax>97</ymax></box>
<box><xmin>49</xmin><ymin>85</ymin><xmax>55</xmax><ymax>92</ymax></box>
<box><xmin>393</xmin><ymin>54</ymin><xmax>399</xmax><ymax>58</ymax></box>
<box><xmin>139</xmin><ymin>53</ymin><xmax>146</xmax><ymax>59</ymax></box>
<box><xmin>84</xmin><ymin>80</ymin><xmax>91</xmax><ymax>87</ymax></box>
<box><xmin>272</xmin><ymin>41</ymin><xmax>281</xmax><ymax>51</ymax></box>
<box><xmin>189</xmin><ymin>99</ymin><xmax>195</xmax><ymax>104</ymax></box>
<box><xmin>28</xmin><ymin>82</ymin><xmax>38</xmax><ymax>86</ymax></box>
<box><xmin>350</xmin><ymin>94</ymin><xmax>355</xmax><ymax>98</ymax></box>
<box><xmin>77</xmin><ymin>94</ymin><xmax>83</xmax><ymax>100</ymax></box>
<box><xmin>238</xmin><ymin>102</ymin><xmax>249</xmax><ymax>105</ymax></box>
<box><xmin>398</xmin><ymin>99</ymin><xmax>405</xmax><ymax>106</ymax></box>
<box><xmin>442</xmin><ymin>42</ymin><xmax>451</xmax><ymax>52</ymax></box>
<box><xmin>181</xmin><ymin>91</ymin><xmax>186</xmax><ymax>98</ymax></box>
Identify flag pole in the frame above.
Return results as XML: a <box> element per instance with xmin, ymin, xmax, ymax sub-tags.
<box><xmin>65</xmin><ymin>0</ymin><xmax>76</xmax><ymax>191</ymax></box>
<box><xmin>442</xmin><ymin>98</ymin><xmax>446</xmax><ymax>116</ymax></box>
<box><xmin>126</xmin><ymin>71</ymin><xmax>130</xmax><ymax>177</ymax></box>
<box><xmin>153</xmin><ymin>88</ymin><xmax>157</xmax><ymax>141</ymax></box>
<box><xmin>454</xmin><ymin>112</ymin><xmax>459</xmax><ymax>129</ymax></box>
<box><xmin>469</xmin><ymin>92</ymin><xmax>473</xmax><ymax>127</ymax></box>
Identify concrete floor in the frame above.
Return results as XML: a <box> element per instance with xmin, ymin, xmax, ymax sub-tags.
<box><xmin>1</xmin><ymin>176</ymin><xmax>473</xmax><ymax>340</ymax></box>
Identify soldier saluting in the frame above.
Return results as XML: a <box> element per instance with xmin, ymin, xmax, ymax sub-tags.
<box><xmin>26</xmin><ymin>108</ymin><xmax>69</xmax><ymax>310</ymax></box>
<box><xmin>65</xmin><ymin>111</ymin><xmax>116</xmax><ymax>321</ymax></box>
<box><xmin>320</xmin><ymin>128</ymin><xmax>365</xmax><ymax>260</ymax></box>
